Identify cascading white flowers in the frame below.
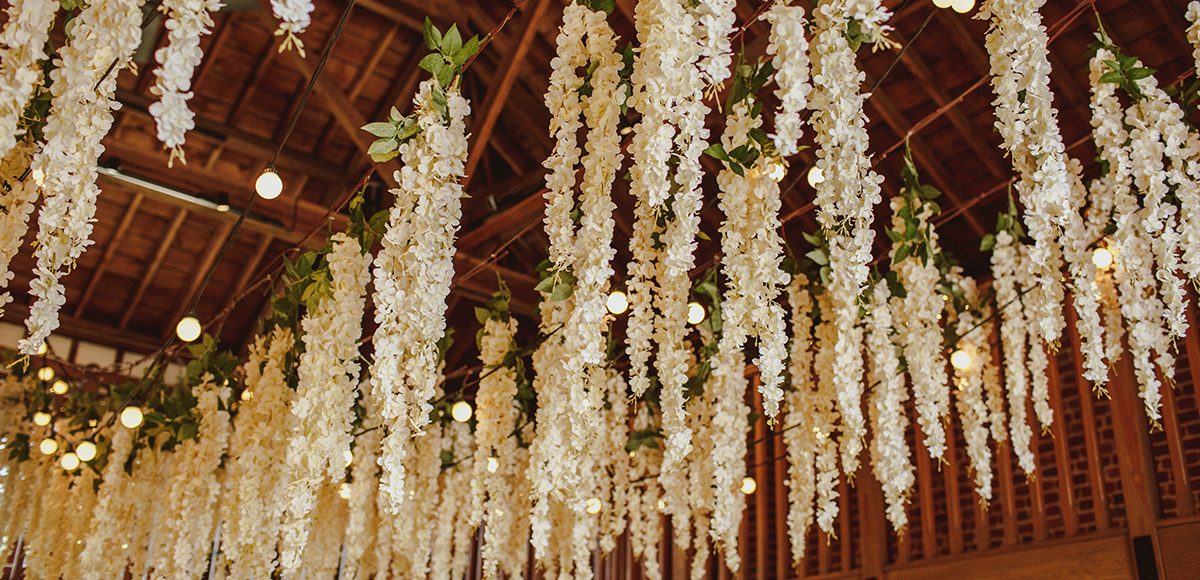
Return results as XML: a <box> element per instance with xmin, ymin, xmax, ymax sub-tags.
<box><xmin>1188</xmin><ymin>2</ymin><xmax>1200</xmax><ymax>77</ymax></box>
<box><xmin>431</xmin><ymin>421</ymin><xmax>475</xmax><ymax>579</ymax></box>
<box><xmin>978</xmin><ymin>0</ymin><xmax>1069</xmax><ymax>350</ymax></box>
<box><xmin>812</xmin><ymin>293</ymin><xmax>842</xmax><ymax>534</ymax></box>
<box><xmin>764</xmin><ymin>0</ymin><xmax>811</xmax><ymax>157</ymax></box>
<box><xmin>541</xmin><ymin>0</ymin><xmax>623</xmax><ymax>451</ymax></box>
<box><xmin>388</xmin><ymin>412</ymin><xmax>444</xmax><ymax>578</ymax></box>
<box><xmin>807</xmin><ymin>0</ymin><xmax>889</xmax><ymax>477</ymax></box>
<box><xmin>224</xmin><ymin>328</ymin><xmax>295</xmax><ymax>578</ymax></box>
<box><xmin>298</xmin><ymin>484</ymin><xmax>347</xmax><ymax>575</ymax></box>
<box><xmin>949</xmin><ymin>275</ymin><xmax>998</xmax><ymax>503</ymax></box>
<box><xmin>280</xmin><ymin>233</ymin><xmax>370</xmax><ymax>572</ymax></box>
<box><xmin>0</xmin><ymin>141</ymin><xmax>39</xmax><ymax>318</ymax></box>
<box><xmin>865</xmin><ymin>279</ymin><xmax>914</xmax><ymax>532</ymax></box>
<box><xmin>341</xmin><ymin>397</ymin><xmax>382</xmax><ymax>580</ymax></box>
<box><xmin>1061</xmin><ymin>157</ymin><xmax>1109</xmax><ymax>388</ymax></box>
<box><xmin>369</xmin><ymin>78</ymin><xmax>469</xmax><ymax>513</ymax></box>
<box><xmin>627</xmin><ymin>408</ymin><xmax>665</xmax><ymax>580</ymax></box>
<box><xmin>0</xmin><ymin>0</ymin><xmax>56</xmax><ymax>160</ymax></box>
<box><xmin>707</xmin><ymin>345</ymin><xmax>750</xmax><ymax>573</ymax></box>
<box><xmin>148</xmin><ymin>0</ymin><xmax>223</xmax><ymax>165</ymax></box>
<box><xmin>150</xmin><ymin>378</ymin><xmax>232</xmax><ymax>578</ymax></box>
<box><xmin>17</xmin><ymin>0</ymin><xmax>142</xmax><ymax>356</ymax></box>
<box><xmin>783</xmin><ymin>274</ymin><xmax>818</xmax><ymax>563</ymax></box>
<box><xmin>714</xmin><ymin>101</ymin><xmax>789</xmax><ymax>419</ymax></box>
<box><xmin>78</xmin><ymin>426</ymin><xmax>135</xmax><ymax>579</ymax></box>
<box><xmin>270</xmin><ymin>0</ymin><xmax>314</xmax><ymax>54</ymax></box>
<box><xmin>992</xmin><ymin>230</ymin><xmax>1036</xmax><ymax>474</ymax></box>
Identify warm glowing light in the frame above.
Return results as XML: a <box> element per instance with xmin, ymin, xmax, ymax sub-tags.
<box><xmin>76</xmin><ymin>441</ymin><xmax>97</xmax><ymax>462</ymax></box>
<box><xmin>36</xmin><ymin>342</ymin><xmax>47</xmax><ymax>355</ymax></box>
<box><xmin>255</xmin><ymin>168</ymin><xmax>283</xmax><ymax>200</ymax></box>
<box><xmin>656</xmin><ymin>499</ymin><xmax>666</xmax><ymax>510</ymax></box>
<box><xmin>33</xmin><ymin>412</ymin><xmax>52</xmax><ymax>427</ymax></box>
<box><xmin>687</xmin><ymin>302</ymin><xmax>706</xmax><ymax>325</ymax></box>
<box><xmin>344</xmin><ymin>449</ymin><xmax>354</xmax><ymax>467</ymax></box>
<box><xmin>766</xmin><ymin>159</ymin><xmax>786</xmax><ymax>183</ymax></box>
<box><xmin>60</xmin><ymin>452</ymin><xmax>80</xmax><ymax>471</ymax></box>
<box><xmin>241</xmin><ymin>390</ymin><xmax>254</xmax><ymax>402</ymax></box>
<box><xmin>120</xmin><ymin>406</ymin><xmax>144</xmax><ymax>429</ymax></box>
<box><xmin>38</xmin><ymin>438</ymin><xmax>58</xmax><ymax>456</ymax></box>
<box><xmin>950</xmin><ymin>349</ymin><xmax>973</xmax><ymax>371</ymax></box>
<box><xmin>50</xmin><ymin>380</ymin><xmax>69</xmax><ymax>396</ymax></box>
<box><xmin>486</xmin><ymin>456</ymin><xmax>499</xmax><ymax>474</ymax></box>
<box><xmin>741</xmin><ymin>476</ymin><xmax>758</xmax><ymax>495</ymax></box>
<box><xmin>31</xmin><ymin>168</ymin><xmax>44</xmax><ymax>185</ymax></box>
<box><xmin>451</xmin><ymin>400</ymin><xmax>473</xmax><ymax>423</ymax></box>
<box><xmin>175</xmin><ymin>315</ymin><xmax>202</xmax><ymax>342</ymax></box>
<box><xmin>1092</xmin><ymin>247</ymin><xmax>1114</xmax><ymax>270</ymax></box>
<box><xmin>338</xmin><ymin>482</ymin><xmax>352</xmax><ymax>500</ymax></box>
<box><xmin>950</xmin><ymin>0</ymin><xmax>975</xmax><ymax>13</ymax></box>
<box><xmin>585</xmin><ymin>497</ymin><xmax>602</xmax><ymax>515</ymax></box>
<box><xmin>932</xmin><ymin>0</ymin><xmax>953</xmax><ymax>7</ymax></box>
<box><xmin>806</xmin><ymin>165</ymin><xmax>825</xmax><ymax>187</ymax></box>
<box><xmin>36</xmin><ymin>367</ymin><xmax>55</xmax><ymax>382</ymax></box>
<box><xmin>606</xmin><ymin>290</ymin><xmax>629</xmax><ymax>315</ymax></box>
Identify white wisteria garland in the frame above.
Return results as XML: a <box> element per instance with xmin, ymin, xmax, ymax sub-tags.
<box><xmin>149</xmin><ymin>0</ymin><xmax>223</xmax><ymax>165</ymax></box>
<box><xmin>865</xmin><ymin>279</ymin><xmax>914</xmax><ymax>531</ymax></box>
<box><xmin>0</xmin><ymin>0</ymin><xmax>57</xmax><ymax>161</ymax></box>
<box><xmin>992</xmin><ymin>230</ymin><xmax>1036</xmax><ymax>474</ymax></box>
<box><xmin>764</xmin><ymin>0</ymin><xmax>812</xmax><ymax>157</ymax></box>
<box><xmin>0</xmin><ymin>141</ymin><xmax>39</xmax><ymax>319</ymax></box>
<box><xmin>270</xmin><ymin>0</ymin><xmax>315</xmax><ymax>55</ymax></box>
<box><xmin>783</xmin><ymin>274</ymin><xmax>818</xmax><ymax>563</ymax></box>
<box><xmin>950</xmin><ymin>275</ymin><xmax>997</xmax><ymax>503</ymax></box>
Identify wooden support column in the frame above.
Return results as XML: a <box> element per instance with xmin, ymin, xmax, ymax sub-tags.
<box><xmin>943</xmin><ymin>410</ymin><xmax>965</xmax><ymax>555</ymax></box>
<box><xmin>1105</xmin><ymin>335</ymin><xmax>1163</xmax><ymax>532</ymax></box>
<box><xmin>1065</xmin><ymin>300</ymin><xmax>1111</xmax><ymax>530</ymax></box>
<box><xmin>1045</xmin><ymin>345</ymin><xmax>1079</xmax><ymax>535</ymax></box>
<box><xmin>857</xmin><ymin>469</ymin><xmax>889</xmax><ymax>579</ymax></box>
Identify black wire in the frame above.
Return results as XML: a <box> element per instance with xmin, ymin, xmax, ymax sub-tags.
<box><xmin>869</xmin><ymin>8</ymin><xmax>936</xmax><ymax>95</ymax></box>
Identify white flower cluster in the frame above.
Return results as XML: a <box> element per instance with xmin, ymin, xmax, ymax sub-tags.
<box><xmin>1061</xmin><ymin>158</ymin><xmax>1109</xmax><ymax>388</ymax></box>
<box><xmin>693</xmin><ymin>0</ymin><xmax>736</xmax><ymax>85</ymax></box>
<box><xmin>812</xmin><ymin>293</ymin><xmax>842</xmax><ymax>534</ymax></box>
<box><xmin>151</xmin><ymin>377</ymin><xmax>232</xmax><ymax>578</ymax></box>
<box><xmin>808</xmin><ymin>0</ymin><xmax>888</xmax><ymax>478</ymax></box>
<box><xmin>18</xmin><ymin>0</ymin><xmax>142</xmax><ymax>356</ymax></box>
<box><xmin>684</xmin><ymin>389</ymin><xmax>716</xmax><ymax>579</ymax></box>
<box><xmin>341</xmin><ymin>401</ymin><xmax>382</xmax><ymax>580</ymax></box>
<box><xmin>369</xmin><ymin>79</ymin><xmax>469</xmax><ymax>513</ymax></box>
<box><xmin>865</xmin><ymin>280</ymin><xmax>914</xmax><ymax>532</ymax></box>
<box><xmin>386</xmin><ymin>409</ymin><xmax>444</xmax><ymax>578</ymax></box>
<box><xmin>149</xmin><ymin>0</ymin><xmax>222</xmax><ymax>165</ymax></box>
<box><xmin>79</xmin><ymin>426</ymin><xmax>135</xmax><ymax>579</ymax></box>
<box><xmin>1188</xmin><ymin>2</ymin><xmax>1200</xmax><ymax>78</ymax></box>
<box><xmin>949</xmin><ymin>275</ymin><xmax>998</xmax><ymax>503</ymax></box>
<box><xmin>0</xmin><ymin>142</ymin><xmax>39</xmax><ymax>318</ymax></box>
<box><xmin>991</xmin><ymin>230</ymin><xmax>1036</xmax><ymax>474</ymax></box>
<box><xmin>0</xmin><ymin>0</ymin><xmax>56</xmax><ymax>160</ymax></box>
<box><xmin>431</xmin><ymin>422</ymin><xmax>475</xmax><ymax>579</ymax></box>
<box><xmin>627</xmin><ymin>408</ymin><xmax>665</xmax><ymax>580</ymax></box>
<box><xmin>225</xmin><ymin>329</ymin><xmax>295</xmax><ymax>577</ymax></box>
<box><xmin>707</xmin><ymin>345</ymin><xmax>750</xmax><ymax>573</ymax></box>
<box><xmin>280</xmin><ymin>233</ymin><xmax>370</xmax><ymax>572</ymax></box>
<box><xmin>978</xmin><ymin>0</ymin><xmax>1070</xmax><ymax>347</ymax></box>
<box><xmin>764</xmin><ymin>0</ymin><xmax>812</xmax><ymax>157</ymax></box>
<box><xmin>783</xmin><ymin>275</ymin><xmax>818</xmax><ymax>563</ymax></box>
<box><xmin>270</xmin><ymin>0</ymin><xmax>314</xmax><ymax>53</ymax></box>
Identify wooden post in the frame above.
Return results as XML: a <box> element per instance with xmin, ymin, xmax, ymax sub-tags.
<box><xmin>858</xmin><ymin>469</ymin><xmax>889</xmax><ymax>578</ymax></box>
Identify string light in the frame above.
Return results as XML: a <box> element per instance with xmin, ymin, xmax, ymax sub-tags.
<box><xmin>951</xmin><ymin>0</ymin><xmax>975</xmax><ymax>13</ymax></box>
<box><xmin>741</xmin><ymin>476</ymin><xmax>757</xmax><ymax>495</ymax></box>
<box><xmin>950</xmin><ymin>349</ymin><xmax>973</xmax><ymax>371</ymax></box>
<box><xmin>175</xmin><ymin>314</ymin><xmax>202</xmax><ymax>342</ymax></box>
<box><xmin>451</xmin><ymin>401</ymin><xmax>473</xmax><ymax>423</ymax></box>
<box><xmin>932</xmin><ymin>0</ymin><xmax>953</xmax><ymax>7</ymax></box>
<box><xmin>255</xmin><ymin>167</ymin><xmax>283</xmax><ymax>200</ymax></box>
<box><xmin>50</xmin><ymin>380</ymin><xmax>69</xmax><ymax>396</ymax></box>
<box><xmin>766</xmin><ymin>159</ymin><xmax>787</xmax><ymax>182</ymax></box>
<box><xmin>806</xmin><ymin>165</ymin><xmax>825</xmax><ymax>187</ymax></box>
<box><xmin>36</xmin><ymin>367</ymin><xmax>55</xmax><ymax>382</ymax></box>
<box><xmin>338</xmin><ymin>482</ymin><xmax>352</xmax><ymax>500</ymax></box>
<box><xmin>1092</xmin><ymin>247</ymin><xmax>1114</xmax><ymax>270</ymax></box>
<box><xmin>120</xmin><ymin>406</ymin><xmax>144</xmax><ymax>429</ymax></box>
<box><xmin>76</xmin><ymin>441</ymin><xmax>97</xmax><ymax>462</ymax></box>
<box><xmin>38</xmin><ymin>438</ymin><xmax>58</xmax><ymax>455</ymax></box>
<box><xmin>36</xmin><ymin>342</ymin><xmax>47</xmax><ymax>355</ymax></box>
<box><xmin>344</xmin><ymin>449</ymin><xmax>354</xmax><ymax>467</ymax></box>
<box><xmin>33</xmin><ymin>412</ymin><xmax>52</xmax><ymax>427</ymax></box>
<box><xmin>585</xmin><ymin>497</ymin><xmax>602</xmax><ymax>515</ymax></box>
<box><xmin>687</xmin><ymin>302</ymin><xmax>706</xmax><ymax>325</ymax></box>
<box><xmin>241</xmin><ymin>390</ymin><xmax>254</xmax><ymax>402</ymax></box>
<box><xmin>60</xmin><ymin>452</ymin><xmax>80</xmax><ymax>471</ymax></box>
<box><xmin>606</xmin><ymin>290</ymin><xmax>629</xmax><ymax>315</ymax></box>
<box><xmin>486</xmin><ymin>456</ymin><xmax>499</xmax><ymax>474</ymax></box>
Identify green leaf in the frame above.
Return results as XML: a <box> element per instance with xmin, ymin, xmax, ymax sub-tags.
<box><xmin>805</xmin><ymin>248</ymin><xmax>828</xmax><ymax>266</ymax></box>
<box><xmin>1128</xmin><ymin>67</ymin><xmax>1155</xmax><ymax>80</ymax></box>
<box><xmin>894</xmin><ymin>243</ymin><xmax>912</xmax><ymax>263</ymax></box>
<box><xmin>419</xmin><ymin>53</ymin><xmax>444</xmax><ymax>74</ymax></box>
<box><xmin>423</xmin><ymin>17</ymin><xmax>442</xmax><ymax>51</ymax></box>
<box><xmin>703</xmin><ymin>143</ymin><xmax>729</xmax><ymax>162</ymax></box>
<box><xmin>442</xmin><ymin>24</ymin><xmax>463</xmax><ymax>56</ymax></box>
<box><xmin>979</xmin><ymin>233</ymin><xmax>995</xmax><ymax>252</ymax></box>
<box><xmin>361</xmin><ymin>121</ymin><xmax>396</xmax><ymax>138</ymax></box>
<box><xmin>1099</xmin><ymin>71</ymin><xmax>1124</xmax><ymax>84</ymax></box>
<box><xmin>368</xmin><ymin>137</ymin><xmax>397</xmax><ymax>158</ymax></box>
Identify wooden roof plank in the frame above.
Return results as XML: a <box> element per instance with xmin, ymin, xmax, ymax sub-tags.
<box><xmin>119</xmin><ymin>208</ymin><xmax>188</xmax><ymax>330</ymax></box>
<box><xmin>74</xmin><ymin>193</ymin><xmax>144</xmax><ymax>318</ymax></box>
<box><xmin>163</xmin><ymin>220</ymin><xmax>236</xmax><ymax>341</ymax></box>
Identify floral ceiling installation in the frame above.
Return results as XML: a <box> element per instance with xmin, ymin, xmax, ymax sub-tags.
<box><xmin>148</xmin><ymin>0</ymin><xmax>224</xmax><ymax>166</ymax></box>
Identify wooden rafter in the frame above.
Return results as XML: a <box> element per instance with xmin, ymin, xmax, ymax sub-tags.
<box><xmin>163</xmin><ymin>220</ymin><xmax>236</xmax><ymax>340</ymax></box>
<box><xmin>119</xmin><ymin>208</ymin><xmax>188</xmax><ymax>330</ymax></box>
<box><xmin>74</xmin><ymin>193</ymin><xmax>144</xmax><ymax>318</ymax></box>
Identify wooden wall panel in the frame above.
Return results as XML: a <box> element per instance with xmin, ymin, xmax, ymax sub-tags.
<box><xmin>882</xmin><ymin>532</ymin><xmax>1134</xmax><ymax>580</ymax></box>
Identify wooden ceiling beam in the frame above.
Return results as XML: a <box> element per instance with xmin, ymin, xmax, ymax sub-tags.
<box><xmin>463</xmin><ymin>0</ymin><xmax>555</xmax><ymax>188</ymax></box>
<box><xmin>3</xmin><ymin>304</ymin><xmax>163</xmax><ymax>354</ymax></box>
<box><xmin>164</xmin><ymin>220</ymin><xmax>236</xmax><ymax>340</ymax></box>
<box><xmin>119</xmin><ymin>208</ymin><xmax>188</xmax><ymax>330</ymax></box>
<box><xmin>74</xmin><ymin>193</ymin><xmax>144</xmax><ymax>319</ymax></box>
<box><xmin>311</xmin><ymin>23</ymin><xmax>400</xmax><ymax>164</ymax></box>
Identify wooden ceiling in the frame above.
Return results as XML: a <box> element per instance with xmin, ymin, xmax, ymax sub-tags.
<box><xmin>3</xmin><ymin>0</ymin><xmax>1195</xmax><ymax>370</ymax></box>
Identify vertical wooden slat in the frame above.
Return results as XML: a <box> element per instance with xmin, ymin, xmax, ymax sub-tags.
<box><xmin>1065</xmin><ymin>302</ymin><xmax>1110</xmax><ymax>530</ymax></box>
<box><xmin>991</xmin><ymin>324</ymin><xmax>1019</xmax><ymax>545</ymax></box>
<box><xmin>1044</xmin><ymin>350</ymin><xmax>1079</xmax><ymax>535</ymax></box>
<box><xmin>1159</xmin><ymin>384</ymin><xmax>1196</xmax><ymax>516</ymax></box>
<box><xmin>1028</xmin><ymin>421</ymin><xmax>1048</xmax><ymax>541</ymax></box>
<box><xmin>943</xmin><ymin>410</ymin><xmax>965</xmax><ymax>555</ymax></box>
<box><xmin>817</xmin><ymin>523</ymin><xmax>830</xmax><ymax>574</ymax></box>
<box><xmin>857</xmin><ymin>470</ymin><xmax>888</xmax><ymax>578</ymax></box>
<box><xmin>838</xmin><ymin>478</ymin><xmax>851</xmax><ymax>571</ymax></box>
<box><xmin>1107</xmin><ymin>348</ymin><xmax>1163</xmax><ymax>537</ymax></box>
<box><xmin>913</xmin><ymin>428</ymin><xmax>937</xmax><ymax>560</ymax></box>
<box><xmin>775</xmin><ymin>435</ymin><xmax>792</xmax><ymax>580</ymax></box>
<box><xmin>753</xmin><ymin>387</ymin><xmax>769</xmax><ymax>576</ymax></box>
<box><xmin>1184</xmin><ymin>301</ymin><xmax>1200</xmax><ymax>413</ymax></box>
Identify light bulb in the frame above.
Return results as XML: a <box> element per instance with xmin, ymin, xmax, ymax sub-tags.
<box><xmin>1092</xmin><ymin>247</ymin><xmax>1114</xmax><ymax>270</ymax></box>
<box><xmin>338</xmin><ymin>482</ymin><xmax>352</xmax><ymax>500</ymax></box>
<box><xmin>60</xmin><ymin>452</ymin><xmax>80</xmax><ymax>471</ymax></box>
<box><xmin>767</xmin><ymin>159</ymin><xmax>787</xmax><ymax>183</ymax></box>
<box><xmin>36</xmin><ymin>367</ymin><xmax>55</xmax><ymax>382</ymax></box>
<box><xmin>451</xmin><ymin>400</ymin><xmax>473</xmax><ymax>423</ymax></box>
<box><xmin>344</xmin><ymin>449</ymin><xmax>354</xmax><ymax>467</ymax></box>
<box><xmin>951</xmin><ymin>0</ymin><xmax>974</xmax><ymax>13</ymax></box>
<box><xmin>39</xmin><ymin>438</ymin><xmax>58</xmax><ymax>456</ymax></box>
<box><xmin>606</xmin><ymin>290</ymin><xmax>629</xmax><ymax>315</ymax></box>
<box><xmin>486</xmin><ymin>456</ymin><xmax>499</xmax><ymax>474</ymax></box>
<box><xmin>933</xmin><ymin>0</ymin><xmax>953</xmax><ymax>7</ymax></box>
<box><xmin>120</xmin><ymin>406</ymin><xmax>144</xmax><ymax>429</ymax></box>
<box><xmin>255</xmin><ymin>168</ymin><xmax>283</xmax><ymax>200</ymax></box>
<box><xmin>31</xmin><ymin>167</ymin><xmax>44</xmax><ymax>185</ymax></box>
<box><xmin>175</xmin><ymin>315</ymin><xmax>202</xmax><ymax>343</ymax></box>
<box><xmin>585</xmin><ymin>497</ymin><xmax>602</xmax><ymax>515</ymax></box>
<box><xmin>50</xmin><ymin>380</ymin><xmax>69</xmax><ymax>396</ymax></box>
<box><xmin>36</xmin><ymin>342</ymin><xmax>47</xmax><ymax>355</ymax></box>
<box><xmin>950</xmin><ymin>349</ymin><xmax>973</xmax><ymax>371</ymax></box>
<box><xmin>33</xmin><ymin>411</ymin><xmax>52</xmax><ymax>427</ymax></box>
<box><xmin>76</xmin><ymin>441</ymin><xmax>97</xmax><ymax>462</ymax></box>
<box><xmin>741</xmin><ymin>476</ymin><xmax>758</xmax><ymax>495</ymax></box>
<box><xmin>656</xmin><ymin>499</ymin><xmax>665</xmax><ymax>511</ymax></box>
<box><xmin>686</xmin><ymin>302</ymin><xmax>706</xmax><ymax>326</ymax></box>
<box><xmin>806</xmin><ymin>165</ymin><xmax>825</xmax><ymax>187</ymax></box>
<box><xmin>241</xmin><ymin>390</ymin><xmax>253</xmax><ymax>402</ymax></box>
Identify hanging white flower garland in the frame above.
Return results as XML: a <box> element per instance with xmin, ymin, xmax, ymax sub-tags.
<box><xmin>79</xmin><ymin>426</ymin><xmax>136</xmax><ymax>579</ymax></box>
<box><xmin>708</xmin><ymin>345</ymin><xmax>750</xmax><ymax>573</ymax></box>
<box><xmin>949</xmin><ymin>275</ymin><xmax>997</xmax><ymax>503</ymax></box>
<box><xmin>0</xmin><ymin>0</ymin><xmax>57</xmax><ymax>160</ymax></box>
<box><xmin>812</xmin><ymin>293</ymin><xmax>842</xmax><ymax>534</ymax></box>
<box><xmin>764</xmin><ymin>0</ymin><xmax>812</xmax><ymax>158</ymax></box>
<box><xmin>341</xmin><ymin>396</ymin><xmax>382</xmax><ymax>580</ymax></box>
<box><xmin>270</xmin><ymin>0</ymin><xmax>315</xmax><ymax>55</ymax></box>
<box><xmin>783</xmin><ymin>274</ymin><xmax>818</xmax><ymax>564</ymax></box>
<box><xmin>992</xmin><ymin>230</ymin><xmax>1036</xmax><ymax>474</ymax></box>
<box><xmin>0</xmin><ymin>142</ymin><xmax>39</xmax><ymax>319</ymax></box>
<box><xmin>369</xmin><ymin>78</ymin><xmax>469</xmax><ymax>513</ymax></box>
<box><xmin>1188</xmin><ymin>2</ymin><xmax>1200</xmax><ymax>78</ymax></box>
<box><xmin>18</xmin><ymin>0</ymin><xmax>142</xmax><ymax>356</ymax></box>
<box><xmin>148</xmin><ymin>0</ymin><xmax>223</xmax><ymax>166</ymax></box>
<box><xmin>865</xmin><ymin>279</ymin><xmax>914</xmax><ymax>532</ymax></box>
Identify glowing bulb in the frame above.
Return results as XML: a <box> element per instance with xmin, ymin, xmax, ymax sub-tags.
<box><xmin>741</xmin><ymin>476</ymin><xmax>758</xmax><ymax>495</ymax></box>
<box><xmin>241</xmin><ymin>390</ymin><xmax>253</xmax><ymax>402</ymax></box>
<box><xmin>933</xmin><ymin>0</ymin><xmax>953</xmax><ymax>7</ymax></box>
<box><xmin>950</xmin><ymin>349</ymin><xmax>973</xmax><ymax>371</ymax></box>
<box><xmin>36</xmin><ymin>342</ymin><xmax>47</xmax><ymax>355</ymax></box>
<box><xmin>60</xmin><ymin>452</ymin><xmax>80</xmax><ymax>471</ymax></box>
<box><xmin>951</xmin><ymin>0</ymin><xmax>975</xmax><ymax>13</ymax></box>
<box><xmin>1092</xmin><ymin>247</ymin><xmax>1114</xmax><ymax>270</ymax></box>
<box><xmin>76</xmin><ymin>441</ymin><xmax>97</xmax><ymax>462</ymax></box>
<box><xmin>120</xmin><ymin>406</ymin><xmax>144</xmax><ymax>429</ymax></box>
<box><xmin>606</xmin><ymin>290</ymin><xmax>629</xmax><ymax>315</ymax></box>
<box><xmin>344</xmin><ymin>449</ymin><xmax>354</xmax><ymax>467</ymax></box>
<box><xmin>451</xmin><ymin>400</ymin><xmax>473</xmax><ymax>423</ymax></box>
<box><xmin>50</xmin><ymin>380</ymin><xmax>69</xmax><ymax>396</ymax></box>
<box><xmin>686</xmin><ymin>302</ymin><xmax>706</xmax><ymax>326</ymax></box>
<box><xmin>38</xmin><ymin>438</ymin><xmax>58</xmax><ymax>456</ymax></box>
<box><xmin>33</xmin><ymin>412</ymin><xmax>52</xmax><ymax>427</ymax></box>
<box><xmin>175</xmin><ymin>315</ymin><xmax>202</xmax><ymax>342</ymax></box>
<box><xmin>585</xmin><ymin>497</ymin><xmax>602</xmax><ymax>515</ymax></box>
<box><xmin>766</xmin><ymin>159</ymin><xmax>787</xmax><ymax>183</ymax></box>
<box><xmin>36</xmin><ymin>367</ymin><xmax>55</xmax><ymax>382</ymax></box>
<box><xmin>657</xmin><ymin>499</ymin><xmax>665</xmax><ymax>510</ymax></box>
<box><xmin>486</xmin><ymin>456</ymin><xmax>499</xmax><ymax>473</ymax></box>
<box><xmin>255</xmin><ymin>168</ymin><xmax>283</xmax><ymax>200</ymax></box>
<box><xmin>806</xmin><ymin>165</ymin><xmax>825</xmax><ymax>187</ymax></box>
<box><xmin>338</xmin><ymin>482</ymin><xmax>352</xmax><ymax>500</ymax></box>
